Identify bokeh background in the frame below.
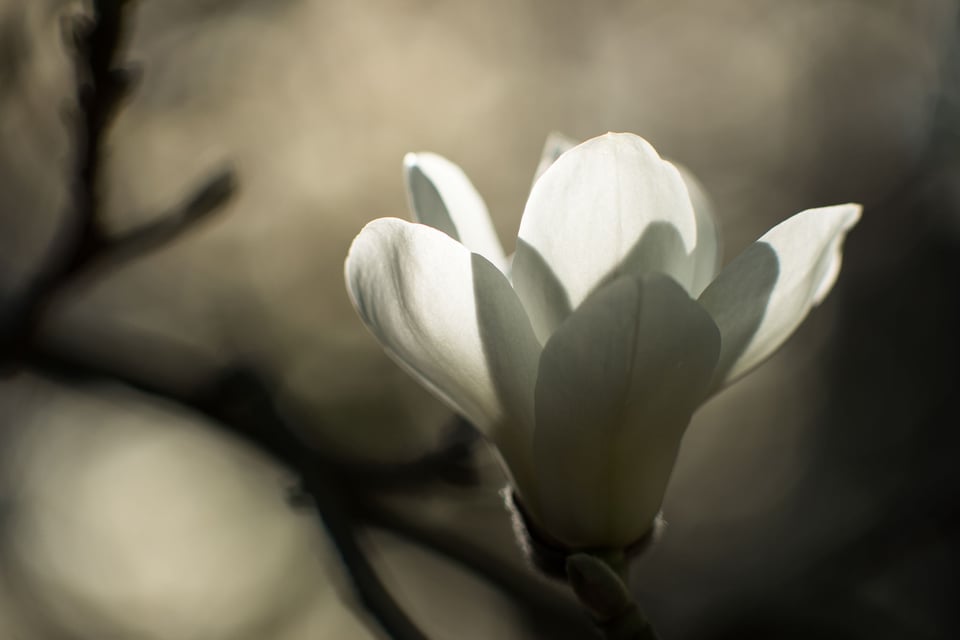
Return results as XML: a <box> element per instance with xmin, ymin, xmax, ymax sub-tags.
<box><xmin>1</xmin><ymin>0</ymin><xmax>958</xmax><ymax>638</ymax></box>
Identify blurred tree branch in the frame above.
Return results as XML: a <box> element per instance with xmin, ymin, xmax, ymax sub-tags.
<box><xmin>1</xmin><ymin>3</ymin><xmax>606</xmax><ymax>638</ymax></box>
<box><xmin>0</xmin><ymin>0</ymin><xmax>236</xmax><ymax>368</ymax></box>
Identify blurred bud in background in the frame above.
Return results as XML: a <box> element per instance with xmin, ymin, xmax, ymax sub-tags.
<box><xmin>0</xmin><ymin>375</ymin><xmax>381</xmax><ymax>639</ymax></box>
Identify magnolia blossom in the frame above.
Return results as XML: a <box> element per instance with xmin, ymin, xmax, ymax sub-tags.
<box><xmin>345</xmin><ymin>133</ymin><xmax>860</xmax><ymax>549</ymax></box>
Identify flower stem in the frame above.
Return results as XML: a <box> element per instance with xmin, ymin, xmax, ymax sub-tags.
<box><xmin>565</xmin><ymin>553</ymin><xmax>661</xmax><ymax>640</ymax></box>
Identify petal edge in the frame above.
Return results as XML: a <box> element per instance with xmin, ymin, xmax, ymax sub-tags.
<box><xmin>404</xmin><ymin>152</ymin><xmax>508</xmax><ymax>271</ymax></box>
<box><xmin>699</xmin><ymin>203</ymin><xmax>861</xmax><ymax>390</ymax></box>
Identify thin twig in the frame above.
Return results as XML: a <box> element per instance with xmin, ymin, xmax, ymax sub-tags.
<box><xmin>566</xmin><ymin>554</ymin><xmax>660</xmax><ymax>640</ymax></box>
<box><xmin>298</xmin><ymin>471</ymin><xmax>431</xmax><ymax>640</ymax></box>
<box><xmin>70</xmin><ymin>166</ymin><xmax>238</xmax><ymax>281</ymax></box>
<box><xmin>355</xmin><ymin>494</ymin><xmax>597</xmax><ymax>639</ymax></box>
<box><xmin>154</xmin><ymin>366</ymin><xmax>435</xmax><ymax>640</ymax></box>
<box><xmin>0</xmin><ymin>2</ymin><xmax>235</xmax><ymax>368</ymax></box>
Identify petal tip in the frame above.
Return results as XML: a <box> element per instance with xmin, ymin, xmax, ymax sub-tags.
<box><xmin>817</xmin><ymin>202</ymin><xmax>862</xmax><ymax>230</ymax></box>
<box><xmin>403</xmin><ymin>151</ymin><xmax>451</xmax><ymax>175</ymax></box>
<box><xmin>402</xmin><ymin>152</ymin><xmax>419</xmax><ymax>171</ymax></box>
<box><xmin>841</xmin><ymin>202</ymin><xmax>863</xmax><ymax>228</ymax></box>
<box><xmin>345</xmin><ymin>218</ymin><xmax>410</xmax><ymax>268</ymax></box>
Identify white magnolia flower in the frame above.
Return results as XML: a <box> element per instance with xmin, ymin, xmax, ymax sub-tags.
<box><xmin>345</xmin><ymin>133</ymin><xmax>860</xmax><ymax>549</ymax></box>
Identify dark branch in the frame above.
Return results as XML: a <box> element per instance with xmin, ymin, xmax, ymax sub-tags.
<box><xmin>359</xmin><ymin>496</ymin><xmax>597</xmax><ymax>639</ymax></box>
<box><xmin>91</xmin><ymin>166</ymin><xmax>238</xmax><ymax>268</ymax></box>
<box><xmin>1</xmin><ymin>3</ymin><xmax>235</xmax><ymax>370</ymax></box>
<box><xmin>66</xmin><ymin>0</ymin><xmax>135</xmax><ymax>267</ymax></box>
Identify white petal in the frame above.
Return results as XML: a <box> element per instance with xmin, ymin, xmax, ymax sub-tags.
<box><xmin>403</xmin><ymin>152</ymin><xmax>508</xmax><ymax>271</ymax></box>
<box><xmin>531</xmin><ymin>131</ymin><xmax>578</xmax><ymax>187</ymax></box>
<box><xmin>699</xmin><ymin>203</ymin><xmax>861</xmax><ymax>390</ymax></box>
<box><xmin>344</xmin><ymin>218</ymin><xmax>539</xmax><ymax>480</ymax></box>
<box><xmin>531</xmin><ymin>273</ymin><xmax>720</xmax><ymax>548</ymax></box>
<box><xmin>674</xmin><ymin>163</ymin><xmax>722</xmax><ymax>297</ymax></box>
<box><xmin>512</xmin><ymin>133</ymin><xmax>700</xmax><ymax>343</ymax></box>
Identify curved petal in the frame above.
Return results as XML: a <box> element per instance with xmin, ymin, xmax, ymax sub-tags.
<box><xmin>674</xmin><ymin>163</ymin><xmax>722</xmax><ymax>297</ymax></box>
<box><xmin>403</xmin><ymin>152</ymin><xmax>508</xmax><ymax>271</ymax></box>
<box><xmin>344</xmin><ymin>218</ymin><xmax>540</xmax><ymax>482</ymax></box>
<box><xmin>532</xmin><ymin>273</ymin><xmax>720</xmax><ymax>548</ymax></box>
<box><xmin>531</xmin><ymin>131</ymin><xmax>577</xmax><ymax>187</ymax></box>
<box><xmin>512</xmin><ymin>133</ymin><xmax>700</xmax><ymax>343</ymax></box>
<box><xmin>699</xmin><ymin>203</ymin><xmax>861</xmax><ymax>390</ymax></box>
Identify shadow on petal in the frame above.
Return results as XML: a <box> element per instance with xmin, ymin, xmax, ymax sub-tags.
<box><xmin>590</xmin><ymin>221</ymin><xmax>691</xmax><ymax>298</ymax></box>
<box><xmin>511</xmin><ymin>238</ymin><xmax>572</xmax><ymax>343</ymax></box>
<box><xmin>514</xmin><ymin>221</ymin><xmax>698</xmax><ymax>343</ymax></box>
<box><xmin>471</xmin><ymin>253</ymin><xmax>540</xmax><ymax>498</ymax></box>
<box><xmin>511</xmin><ymin>215</ymin><xmax>779</xmax><ymax>398</ymax></box>
<box><xmin>701</xmin><ymin>242</ymin><xmax>780</xmax><ymax>390</ymax></box>
<box><xmin>406</xmin><ymin>163</ymin><xmax>461</xmax><ymax>241</ymax></box>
